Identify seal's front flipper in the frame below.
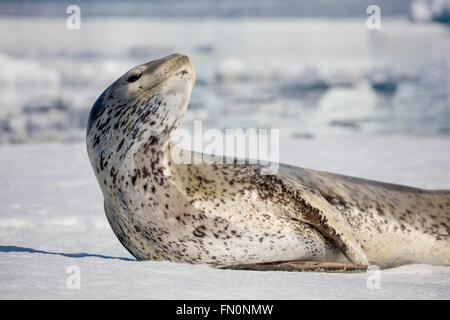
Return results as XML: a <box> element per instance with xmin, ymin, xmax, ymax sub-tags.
<box><xmin>276</xmin><ymin>166</ymin><xmax>369</xmax><ymax>266</ymax></box>
<box><xmin>222</xmin><ymin>260</ymin><xmax>368</xmax><ymax>273</ymax></box>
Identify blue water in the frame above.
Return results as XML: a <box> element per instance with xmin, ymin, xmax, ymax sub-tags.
<box><xmin>0</xmin><ymin>0</ymin><xmax>412</xmax><ymax>18</ymax></box>
<box><xmin>0</xmin><ymin>1</ymin><xmax>449</xmax><ymax>143</ymax></box>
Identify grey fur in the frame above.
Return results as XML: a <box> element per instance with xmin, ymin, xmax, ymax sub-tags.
<box><xmin>87</xmin><ymin>54</ymin><xmax>450</xmax><ymax>270</ymax></box>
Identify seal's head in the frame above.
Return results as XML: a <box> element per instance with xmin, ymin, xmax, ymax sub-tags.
<box><xmin>87</xmin><ymin>53</ymin><xmax>195</xmax><ymax>138</ymax></box>
<box><xmin>87</xmin><ymin>53</ymin><xmax>196</xmax><ymax>167</ymax></box>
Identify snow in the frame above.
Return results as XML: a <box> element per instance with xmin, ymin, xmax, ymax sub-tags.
<box><xmin>1</xmin><ymin>253</ymin><xmax>449</xmax><ymax>299</ymax></box>
<box><xmin>1</xmin><ymin>137</ymin><xmax>450</xmax><ymax>299</ymax></box>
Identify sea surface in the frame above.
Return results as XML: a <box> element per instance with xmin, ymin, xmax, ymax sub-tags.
<box><xmin>0</xmin><ymin>1</ymin><xmax>449</xmax><ymax>143</ymax></box>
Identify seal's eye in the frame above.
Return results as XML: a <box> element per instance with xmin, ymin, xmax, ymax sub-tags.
<box><xmin>127</xmin><ymin>74</ymin><xmax>141</xmax><ymax>83</ymax></box>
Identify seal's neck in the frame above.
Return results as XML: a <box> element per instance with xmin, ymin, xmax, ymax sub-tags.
<box><xmin>123</xmin><ymin>94</ymin><xmax>183</xmax><ymax>154</ymax></box>
<box><xmin>87</xmin><ymin>71</ymin><xmax>193</xmax><ymax>203</ymax></box>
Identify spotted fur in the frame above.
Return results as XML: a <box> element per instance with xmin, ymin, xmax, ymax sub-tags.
<box><xmin>87</xmin><ymin>54</ymin><xmax>450</xmax><ymax>269</ymax></box>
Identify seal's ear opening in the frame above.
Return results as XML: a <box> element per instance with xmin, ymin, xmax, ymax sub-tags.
<box><xmin>127</xmin><ymin>73</ymin><xmax>142</xmax><ymax>83</ymax></box>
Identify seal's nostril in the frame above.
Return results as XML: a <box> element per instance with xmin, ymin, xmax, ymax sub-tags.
<box><xmin>127</xmin><ymin>74</ymin><xmax>142</xmax><ymax>83</ymax></box>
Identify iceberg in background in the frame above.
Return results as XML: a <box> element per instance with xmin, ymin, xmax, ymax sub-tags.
<box><xmin>410</xmin><ymin>0</ymin><xmax>450</xmax><ymax>23</ymax></box>
<box><xmin>0</xmin><ymin>4</ymin><xmax>449</xmax><ymax>144</ymax></box>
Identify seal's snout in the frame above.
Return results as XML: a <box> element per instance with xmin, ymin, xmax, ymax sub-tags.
<box><xmin>136</xmin><ymin>53</ymin><xmax>195</xmax><ymax>89</ymax></box>
<box><xmin>118</xmin><ymin>53</ymin><xmax>196</xmax><ymax>101</ymax></box>
<box><xmin>158</xmin><ymin>53</ymin><xmax>196</xmax><ymax>83</ymax></box>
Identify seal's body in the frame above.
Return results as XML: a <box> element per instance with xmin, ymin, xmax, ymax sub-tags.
<box><xmin>87</xmin><ymin>54</ymin><xmax>450</xmax><ymax>271</ymax></box>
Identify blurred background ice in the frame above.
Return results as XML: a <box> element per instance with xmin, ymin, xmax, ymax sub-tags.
<box><xmin>1</xmin><ymin>1</ymin><xmax>450</xmax><ymax>299</ymax></box>
<box><xmin>0</xmin><ymin>0</ymin><xmax>448</xmax><ymax>143</ymax></box>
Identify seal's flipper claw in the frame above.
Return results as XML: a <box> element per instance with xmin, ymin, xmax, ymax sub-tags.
<box><xmin>221</xmin><ymin>261</ymin><xmax>368</xmax><ymax>273</ymax></box>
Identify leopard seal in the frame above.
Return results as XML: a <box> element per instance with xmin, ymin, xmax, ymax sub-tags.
<box><xmin>86</xmin><ymin>53</ymin><xmax>450</xmax><ymax>271</ymax></box>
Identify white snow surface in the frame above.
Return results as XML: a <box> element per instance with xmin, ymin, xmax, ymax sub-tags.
<box><xmin>1</xmin><ymin>137</ymin><xmax>450</xmax><ymax>299</ymax></box>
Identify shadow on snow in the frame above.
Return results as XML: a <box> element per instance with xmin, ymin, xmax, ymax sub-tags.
<box><xmin>0</xmin><ymin>245</ymin><xmax>135</xmax><ymax>261</ymax></box>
